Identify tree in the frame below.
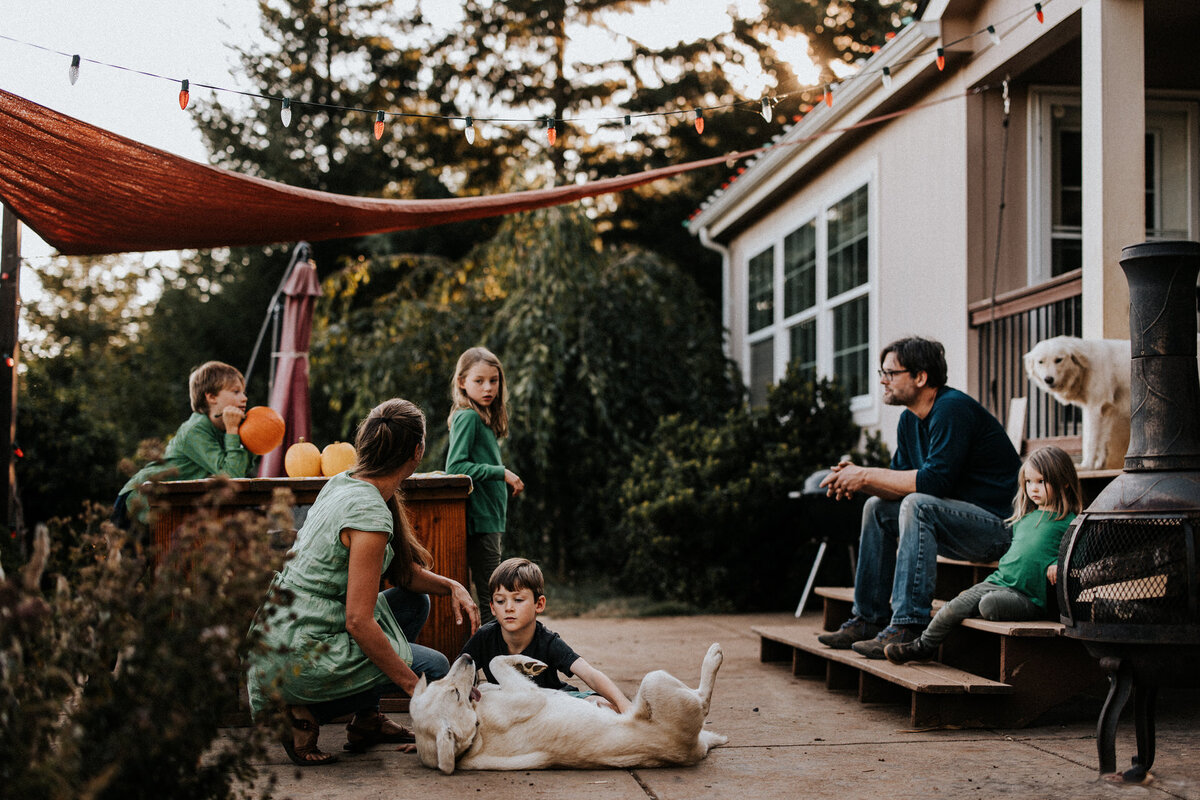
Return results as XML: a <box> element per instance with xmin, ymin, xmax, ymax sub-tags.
<box><xmin>15</xmin><ymin>255</ymin><xmax>170</xmax><ymax>526</ymax></box>
<box><xmin>480</xmin><ymin>205</ymin><xmax>741</xmax><ymax>575</ymax></box>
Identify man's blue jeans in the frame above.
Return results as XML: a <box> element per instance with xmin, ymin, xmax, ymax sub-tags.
<box><xmin>309</xmin><ymin>586</ymin><xmax>450</xmax><ymax>724</ymax></box>
<box><xmin>851</xmin><ymin>493</ymin><xmax>1012</xmax><ymax>628</ymax></box>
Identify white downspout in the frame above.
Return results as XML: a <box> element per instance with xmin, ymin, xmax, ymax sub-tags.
<box><xmin>698</xmin><ymin>225</ymin><xmax>732</xmax><ymax>359</ymax></box>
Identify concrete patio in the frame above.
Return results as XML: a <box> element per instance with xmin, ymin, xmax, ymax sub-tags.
<box><xmin>249</xmin><ymin>612</ymin><xmax>1199</xmax><ymax>799</ymax></box>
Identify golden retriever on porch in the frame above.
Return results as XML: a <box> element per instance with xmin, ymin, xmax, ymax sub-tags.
<box><xmin>408</xmin><ymin>643</ymin><xmax>727</xmax><ymax>773</ymax></box>
<box><xmin>1023</xmin><ymin>336</ymin><xmax>1131</xmax><ymax>470</ymax></box>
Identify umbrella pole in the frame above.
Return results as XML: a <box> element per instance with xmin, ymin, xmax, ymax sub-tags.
<box><xmin>244</xmin><ymin>241</ymin><xmax>310</xmax><ymax>391</ymax></box>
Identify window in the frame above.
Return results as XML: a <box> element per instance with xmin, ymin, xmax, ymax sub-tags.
<box><xmin>832</xmin><ymin>296</ymin><xmax>870</xmax><ymax>398</ymax></box>
<box><xmin>789</xmin><ymin>319</ymin><xmax>817</xmax><ymax>384</ymax></box>
<box><xmin>743</xmin><ymin>181</ymin><xmax>873</xmax><ymax>410</ymax></box>
<box><xmin>747</xmin><ymin>246</ymin><xmax>774</xmax><ymax>333</ymax></box>
<box><xmin>749</xmin><ymin>338</ymin><xmax>774</xmax><ymax>409</ymax></box>
<box><xmin>1031</xmin><ymin>92</ymin><xmax>1197</xmax><ymax>282</ymax></box>
<box><xmin>783</xmin><ymin>222</ymin><xmax>816</xmax><ymax>317</ymax></box>
<box><xmin>827</xmin><ymin>186</ymin><xmax>870</xmax><ymax>296</ymax></box>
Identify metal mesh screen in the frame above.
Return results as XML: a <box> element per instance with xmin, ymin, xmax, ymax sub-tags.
<box><xmin>1064</xmin><ymin>516</ymin><xmax>1196</xmax><ymax>626</ymax></box>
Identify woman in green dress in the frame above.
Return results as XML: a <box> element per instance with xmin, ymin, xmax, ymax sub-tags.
<box><xmin>247</xmin><ymin>398</ymin><xmax>479</xmax><ymax>766</ymax></box>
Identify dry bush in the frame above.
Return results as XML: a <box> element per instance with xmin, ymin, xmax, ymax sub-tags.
<box><xmin>1</xmin><ymin>482</ymin><xmax>295</xmax><ymax>800</ymax></box>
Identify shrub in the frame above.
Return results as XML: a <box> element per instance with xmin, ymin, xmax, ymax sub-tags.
<box><xmin>0</xmin><ymin>485</ymin><xmax>293</xmax><ymax>800</ymax></box>
<box><xmin>615</xmin><ymin>368</ymin><xmax>888</xmax><ymax>611</ymax></box>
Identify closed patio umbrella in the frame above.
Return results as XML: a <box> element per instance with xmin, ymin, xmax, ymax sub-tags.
<box><xmin>257</xmin><ymin>249</ymin><xmax>322</xmax><ymax>477</ymax></box>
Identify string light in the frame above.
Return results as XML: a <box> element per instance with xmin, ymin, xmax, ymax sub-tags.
<box><xmin>464</xmin><ymin>116</ymin><xmax>475</xmax><ymax>145</ymax></box>
<box><xmin>545</xmin><ymin>117</ymin><xmax>557</xmax><ymax>146</ymax></box>
<box><xmin>12</xmin><ymin>443</ymin><xmax>22</xmax><ymax>459</ymax></box>
<box><xmin>3</xmin><ymin>353</ymin><xmax>13</xmax><ymax>368</ymax></box>
<box><xmin>0</xmin><ymin>3</ymin><xmax>1042</xmax><ymax>147</ymax></box>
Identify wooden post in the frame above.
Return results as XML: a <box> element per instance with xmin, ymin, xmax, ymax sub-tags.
<box><xmin>0</xmin><ymin>206</ymin><xmax>21</xmax><ymax>550</ymax></box>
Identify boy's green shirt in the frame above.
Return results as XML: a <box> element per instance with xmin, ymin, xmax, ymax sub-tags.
<box><xmin>119</xmin><ymin>412</ymin><xmax>257</xmax><ymax>523</ymax></box>
<box><xmin>445</xmin><ymin>407</ymin><xmax>507</xmax><ymax>534</ymax></box>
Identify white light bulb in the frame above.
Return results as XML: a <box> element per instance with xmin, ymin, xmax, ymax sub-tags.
<box><xmin>761</xmin><ymin>97</ymin><xmax>772</xmax><ymax>123</ymax></box>
<box><xmin>987</xmin><ymin>25</ymin><xmax>1001</xmax><ymax>46</ymax></box>
<box><xmin>68</xmin><ymin>54</ymin><xmax>80</xmax><ymax>85</ymax></box>
<box><xmin>882</xmin><ymin>67</ymin><xmax>893</xmax><ymax>90</ymax></box>
<box><xmin>464</xmin><ymin>116</ymin><xmax>475</xmax><ymax>145</ymax></box>
<box><xmin>280</xmin><ymin>98</ymin><xmax>292</xmax><ymax>127</ymax></box>
<box><xmin>623</xmin><ymin>114</ymin><xmax>632</xmax><ymax>142</ymax></box>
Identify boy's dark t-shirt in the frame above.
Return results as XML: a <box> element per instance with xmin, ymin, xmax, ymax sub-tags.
<box><xmin>461</xmin><ymin>620</ymin><xmax>581</xmax><ymax>690</ymax></box>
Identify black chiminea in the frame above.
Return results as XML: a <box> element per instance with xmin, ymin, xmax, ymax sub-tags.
<box><xmin>1057</xmin><ymin>240</ymin><xmax>1200</xmax><ymax>783</ymax></box>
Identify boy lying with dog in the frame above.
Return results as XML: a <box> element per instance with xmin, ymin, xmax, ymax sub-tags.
<box><xmin>460</xmin><ymin>557</ymin><xmax>633</xmax><ymax>713</ymax></box>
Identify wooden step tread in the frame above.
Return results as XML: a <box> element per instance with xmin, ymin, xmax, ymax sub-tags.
<box><xmin>936</xmin><ymin>555</ymin><xmax>999</xmax><ymax>568</ymax></box>
<box><xmin>754</xmin><ymin>621</ymin><xmax>1013</xmax><ymax>695</ymax></box>
<box><xmin>813</xmin><ymin>586</ymin><xmax>1064</xmax><ymax>637</ymax></box>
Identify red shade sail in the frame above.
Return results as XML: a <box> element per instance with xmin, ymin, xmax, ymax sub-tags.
<box><xmin>0</xmin><ymin>89</ymin><xmax>762</xmax><ymax>257</ymax></box>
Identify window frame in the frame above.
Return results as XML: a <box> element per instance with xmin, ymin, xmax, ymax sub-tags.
<box><xmin>743</xmin><ymin>174</ymin><xmax>876</xmax><ymax>412</ymax></box>
<box><xmin>1027</xmin><ymin>89</ymin><xmax>1200</xmax><ymax>284</ymax></box>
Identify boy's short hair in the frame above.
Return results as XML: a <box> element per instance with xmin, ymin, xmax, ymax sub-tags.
<box><xmin>488</xmin><ymin>557</ymin><xmax>545</xmax><ymax>599</ymax></box>
<box><xmin>189</xmin><ymin>361</ymin><xmax>245</xmax><ymax>413</ymax></box>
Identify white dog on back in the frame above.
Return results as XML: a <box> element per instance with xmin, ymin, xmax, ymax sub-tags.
<box><xmin>409</xmin><ymin>643</ymin><xmax>727</xmax><ymax>773</ymax></box>
<box><xmin>1023</xmin><ymin>336</ymin><xmax>1130</xmax><ymax>470</ymax></box>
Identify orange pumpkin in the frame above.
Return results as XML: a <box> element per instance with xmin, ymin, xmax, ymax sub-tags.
<box><xmin>284</xmin><ymin>439</ymin><xmax>323</xmax><ymax>477</ymax></box>
<box><xmin>239</xmin><ymin>406</ymin><xmax>285</xmax><ymax>455</ymax></box>
<box><xmin>321</xmin><ymin>441</ymin><xmax>357</xmax><ymax>476</ymax></box>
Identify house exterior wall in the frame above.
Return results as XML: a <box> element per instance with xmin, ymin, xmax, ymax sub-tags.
<box><xmin>698</xmin><ymin>0</ymin><xmax>1199</xmax><ymax>453</ymax></box>
<box><xmin>727</xmin><ymin>86</ymin><xmax>975</xmax><ymax>448</ymax></box>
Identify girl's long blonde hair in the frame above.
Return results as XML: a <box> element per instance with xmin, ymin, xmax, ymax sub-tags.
<box><xmin>1008</xmin><ymin>445</ymin><xmax>1083</xmax><ymax>522</ymax></box>
<box><xmin>447</xmin><ymin>346</ymin><xmax>509</xmax><ymax>438</ymax></box>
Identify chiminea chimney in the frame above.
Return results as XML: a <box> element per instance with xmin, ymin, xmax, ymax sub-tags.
<box><xmin>1056</xmin><ymin>239</ymin><xmax>1200</xmax><ymax>784</ymax></box>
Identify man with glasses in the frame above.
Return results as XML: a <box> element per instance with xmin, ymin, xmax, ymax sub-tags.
<box><xmin>817</xmin><ymin>337</ymin><xmax>1020</xmax><ymax>658</ymax></box>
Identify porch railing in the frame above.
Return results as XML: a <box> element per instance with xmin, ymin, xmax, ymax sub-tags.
<box><xmin>969</xmin><ymin>269</ymin><xmax>1083</xmax><ymax>448</ymax></box>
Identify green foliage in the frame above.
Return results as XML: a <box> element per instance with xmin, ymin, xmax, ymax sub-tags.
<box><xmin>480</xmin><ymin>206</ymin><xmax>740</xmax><ymax>575</ymax></box>
<box><xmin>616</xmin><ymin>367</ymin><xmax>887</xmax><ymax>611</ymax></box>
<box><xmin>308</xmin><ymin>250</ymin><xmax>501</xmax><ymax>451</ymax></box>
<box><xmin>15</xmin><ymin>255</ymin><xmax>176</xmax><ymax>529</ymax></box>
<box><xmin>0</xmin><ymin>491</ymin><xmax>291</xmax><ymax>800</ymax></box>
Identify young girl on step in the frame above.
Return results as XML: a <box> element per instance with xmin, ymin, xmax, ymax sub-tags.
<box><xmin>885</xmin><ymin>445</ymin><xmax>1082</xmax><ymax>664</ymax></box>
<box><xmin>446</xmin><ymin>347</ymin><xmax>524</xmax><ymax>623</ymax></box>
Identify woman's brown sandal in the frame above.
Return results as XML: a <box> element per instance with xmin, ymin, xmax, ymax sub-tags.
<box><xmin>282</xmin><ymin>706</ymin><xmax>339</xmax><ymax>766</ymax></box>
<box><xmin>343</xmin><ymin>711</ymin><xmax>417</xmax><ymax>752</ymax></box>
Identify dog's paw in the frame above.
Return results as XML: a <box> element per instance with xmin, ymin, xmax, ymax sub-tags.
<box><xmin>501</xmin><ymin>656</ymin><xmax>547</xmax><ymax>677</ymax></box>
<box><xmin>704</xmin><ymin>643</ymin><xmax>723</xmax><ymax>670</ymax></box>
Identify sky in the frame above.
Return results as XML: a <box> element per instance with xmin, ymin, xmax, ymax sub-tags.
<box><xmin>0</xmin><ymin>0</ymin><xmax>806</xmax><ymax>265</ymax></box>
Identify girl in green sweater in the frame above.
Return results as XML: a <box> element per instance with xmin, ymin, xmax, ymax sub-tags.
<box><xmin>446</xmin><ymin>347</ymin><xmax>524</xmax><ymax>623</ymax></box>
<box><xmin>886</xmin><ymin>446</ymin><xmax>1082</xmax><ymax>664</ymax></box>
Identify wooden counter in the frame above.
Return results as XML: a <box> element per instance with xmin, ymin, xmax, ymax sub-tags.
<box><xmin>146</xmin><ymin>473</ymin><xmax>472</xmax><ymax>661</ymax></box>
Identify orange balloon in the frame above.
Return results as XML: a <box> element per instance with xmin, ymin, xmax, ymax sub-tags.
<box><xmin>239</xmin><ymin>406</ymin><xmax>286</xmax><ymax>455</ymax></box>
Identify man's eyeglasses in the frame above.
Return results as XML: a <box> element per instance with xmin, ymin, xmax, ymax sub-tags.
<box><xmin>877</xmin><ymin>368</ymin><xmax>911</xmax><ymax>381</ymax></box>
